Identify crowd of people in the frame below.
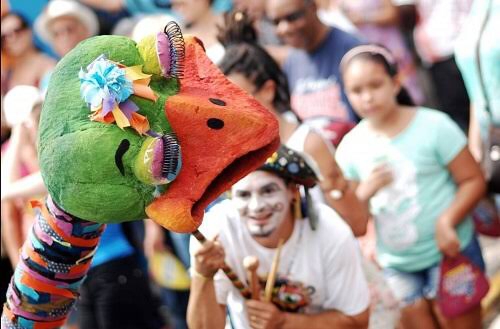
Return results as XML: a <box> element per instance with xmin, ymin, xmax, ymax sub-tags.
<box><xmin>1</xmin><ymin>0</ymin><xmax>499</xmax><ymax>328</ymax></box>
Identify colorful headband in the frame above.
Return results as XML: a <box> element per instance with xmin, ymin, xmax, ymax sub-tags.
<box><xmin>79</xmin><ymin>54</ymin><xmax>158</xmax><ymax>135</ymax></box>
<box><xmin>260</xmin><ymin>145</ymin><xmax>318</xmax><ymax>188</ymax></box>
<box><xmin>340</xmin><ymin>44</ymin><xmax>397</xmax><ymax>73</ymax></box>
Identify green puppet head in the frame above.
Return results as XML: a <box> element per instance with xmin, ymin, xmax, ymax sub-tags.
<box><xmin>38</xmin><ymin>23</ymin><xmax>280</xmax><ymax>232</ymax></box>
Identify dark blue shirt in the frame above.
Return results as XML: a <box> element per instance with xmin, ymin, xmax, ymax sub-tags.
<box><xmin>284</xmin><ymin>27</ymin><xmax>363</xmax><ymax>123</ymax></box>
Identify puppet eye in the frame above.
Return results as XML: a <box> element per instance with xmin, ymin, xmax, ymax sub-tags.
<box><xmin>207</xmin><ymin>118</ymin><xmax>224</xmax><ymax>130</ymax></box>
<box><xmin>134</xmin><ymin>134</ymin><xmax>182</xmax><ymax>186</ymax></box>
<box><xmin>157</xmin><ymin>21</ymin><xmax>186</xmax><ymax>79</ymax></box>
<box><xmin>209</xmin><ymin>98</ymin><xmax>226</xmax><ymax>106</ymax></box>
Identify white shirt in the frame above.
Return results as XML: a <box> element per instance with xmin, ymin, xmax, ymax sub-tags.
<box><xmin>191</xmin><ymin>200</ymin><xmax>370</xmax><ymax>329</ymax></box>
<box><xmin>413</xmin><ymin>0</ymin><xmax>472</xmax><ymax>63</ymax></box>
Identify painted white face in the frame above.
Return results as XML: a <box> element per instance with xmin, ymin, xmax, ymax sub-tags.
<box><xmin>231</xmin><ymin>171</ymin><xmax>293</xmax><ymax>237</ymax></box>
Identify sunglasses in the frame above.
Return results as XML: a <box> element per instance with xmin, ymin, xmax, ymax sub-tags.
<box><xmin>270</xmin><ymin>8</ymin><xmax>307</xmax><ymax>26</ymax></box>
<box><xmin>1</xmin><ymin>25</ymin><xmax>28</xmax><ymax>42</ymax></box>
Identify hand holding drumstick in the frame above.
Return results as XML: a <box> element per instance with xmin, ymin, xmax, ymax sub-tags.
<box><xmin>243</xmin><ymin>256</ymin><xmax>260</xmax><ymax>300</ymax></box>
<box><xmin>192</xmin><ymin>229</ymin><xmax>251</xmax><ymax>298</ymax></box>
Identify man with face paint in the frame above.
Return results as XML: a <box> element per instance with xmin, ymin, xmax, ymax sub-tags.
<box><xmin>187</xmin><ymin>145</ymin><xmax>370</xmax><ymax>329</ymax></box>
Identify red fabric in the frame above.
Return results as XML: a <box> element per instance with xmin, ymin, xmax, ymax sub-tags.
<box><xmin>438</xmin><ymin>254</ymin><xmax>489</xmax><ymax>318</ymax></box>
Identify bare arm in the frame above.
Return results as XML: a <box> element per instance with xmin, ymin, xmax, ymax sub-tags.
<box><xmin>187</xmin><ymin>276</ymin><xmax>227</xmax><ymax>329</ymax></box>
<box><xmin>143</xmin><ymin>219</ymin><xmax>166</xmax><ymax>258</ymax></box>
<box><xmin>1</xmin><ymin>125</ymin><xmax>23</xmax><ymax>186</ymax></box>
<box><xmin>1</xmin><ymin>202</ymin><xmax>23</xmax><ymax>267</ymax></box>
<box><xmin>187</xmin><ymin>239</ymin><xmax>227</xmax><ymax>329</ymax></box>
<box><xmin>442</xmin><ymin>147</ymin><xmax>486</xmax><ymax>226</ymax></box>
<box><xmin>1</xmin><ymin>123</ymin><xmax>46</xmax><ymax>201</ymax></box>
<box><xmin>304</xmin><ymin>132</ymin><xmax>369</xmax><ymax>236</ymax></box>
<box><xmin>1</xmin><ymin>126</ymin><xmax>27</xmax><ymax>267</ymax></box>
<box><xmin>246</xmin><ymin>299</ymin><xmax>369</xmax><ymax>329</ymax></box>
<box><xmin>436</xmin><ymin>147</ymin><xmax>486</xmax><ymax>256</ymax></box>
<box><xmin>1</xmin><ymin>172</ymin><xmax>46</xmax><ymax>201</ymax></box>
<box><xmin>282</xmin><ymin>307</ymin><xmax>369</xmax><ymax>329</ymax></box>
<box><xmin>468</xmin><ymin>105</ymin><xmax>482</xmax><ymax>162</ymax></box>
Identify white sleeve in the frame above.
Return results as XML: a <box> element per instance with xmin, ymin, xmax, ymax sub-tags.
<box><xmin>212</xmin><ymin>269</ymin><xmax>233</xmax><ymax>305</ymax></box>
<box><xmin>391</xmin><ymin>0</ymin><xmax>415</xmax><ymax>5</ymax></box>
<box><xmin>322</xmin><ymin>230</ymin><xmax>370</xmax><ymax>315</ymax></box>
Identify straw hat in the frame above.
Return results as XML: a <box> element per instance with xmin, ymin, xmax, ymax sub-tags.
<box><xmin>34</xmin><ymin>0</ymin><xmax>99</xmax><ymax>43</ymax></box>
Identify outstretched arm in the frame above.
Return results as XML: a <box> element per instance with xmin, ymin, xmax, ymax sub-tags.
<box><xmin>1</xmin><ymin>171</ymin><xmax>46</xmax><ymax>201</ymax></box>
<box><xmin>304</xmin><ymin>132</ymin><xmax>370</xmax><ymax>236</ymax></box>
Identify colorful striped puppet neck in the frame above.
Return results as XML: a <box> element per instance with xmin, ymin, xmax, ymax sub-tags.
<box><xmin>2</xmin><ymin>197</ymin><xmax>104</xmax><ymax>328</ymax></box>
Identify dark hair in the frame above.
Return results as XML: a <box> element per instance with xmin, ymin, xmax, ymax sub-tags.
<box><xmin>217</xmin><ymin>11</ymin><xmax>295</xmax><ymax>116</ymax></box>
<box><xmin>2</xmin><ymin>12</ymin><xmax>30</xmax><ymax>29</ymax></box>
<box><xmin>342</xmin><ymin>48</ymin><xmax>415</xmax><ymax>106</ymax></box>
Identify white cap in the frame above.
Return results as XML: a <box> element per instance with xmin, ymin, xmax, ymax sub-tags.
<box><xmin>131</xmin><ymin>14</ymin><xmax>183</xmax><ymax>42</ymax></box>
<box><xmin>3</xmin><ymin>86</ymin><xmax>43</xmax><ymax>127</ymax></box>
<box><xmin>34</xmin><ymin>0</ymin><xmax>99</xmax><ymax>43</ymax></box>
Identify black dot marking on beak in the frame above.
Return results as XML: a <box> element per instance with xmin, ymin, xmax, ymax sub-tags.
<box><xmin>115</xmin><ymin>139</ymin><xmax>130</xmax><ymax>176</ymax></box>
<box><xmin>207</xmin><ymin>118</ymin><xmax>224</xmax><ymax>130</ymax></box>
<box><xmin>209</xmin><ymin>98</ymin><xmax>226</xmax><ymax>106</ymax></box>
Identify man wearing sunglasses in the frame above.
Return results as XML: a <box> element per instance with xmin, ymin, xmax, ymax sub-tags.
<box><xmin>266</xmin><ymin>0</ymin><xmax>363</xmax><ymax>126</ymax></box>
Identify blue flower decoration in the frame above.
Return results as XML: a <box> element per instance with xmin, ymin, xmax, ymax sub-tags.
<box><xmin>79</xmin><ymin>55</ymin><xmax>133</xmax><ymax>110</ymax></box>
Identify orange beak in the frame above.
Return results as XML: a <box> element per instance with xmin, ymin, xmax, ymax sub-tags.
<box><xmin>146</xmin><ymin>36</ymin><xmax>280</xmax><ymax>232</ymax></box>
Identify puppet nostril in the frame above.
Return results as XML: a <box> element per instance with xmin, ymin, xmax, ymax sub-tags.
<box><xmin>207</xmin><ymin>118</ymin><xmax>224</xmax><ymax>130</ymax></box>
<box><xmin>209</xmin><ymin>98</ymin><xmax>226</xmax><ymax>106</ymax></box>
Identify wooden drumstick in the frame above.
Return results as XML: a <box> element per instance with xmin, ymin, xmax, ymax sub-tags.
<box><xmin>243</xmin><ymin>256</ymin><xmax>260</xmax><ymax>300</ymax></box>
<box><xmin>192</xmin><ymin>229</ymin><xmax>251</xmax><ymax>299</ymax></box>
<box><xmin>264</xmin><ymin>238</ymin><xmax>284</xmax><ymax>302</ymax></box>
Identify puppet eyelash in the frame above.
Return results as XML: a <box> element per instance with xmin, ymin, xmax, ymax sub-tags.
<box><xmin>162</xmin><ymin>21</ymin><xmax>186</xmax><ymax>79</ymax></box>
<box><xmin>161</xmin><ymin>133</ymin><xmax>181</xmax><ymax>181</ymax></box>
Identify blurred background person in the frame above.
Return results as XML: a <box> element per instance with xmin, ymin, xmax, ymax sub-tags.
<box><xmin>170</xmin><ymin>0</ymin><xmax>225</xmax><ymax>63</ymax></box>
<box><xmin>339</xmin><ymin>0</ymin><xmax>425</xmax><ymax>105</ymax></box>
<box><xmin>337</xmin><ymin>44</ymin><xmax>486</xmax><ymax>329</ymax></box>
<box><xmin>315</xmin><ymin>0</ymin><xmax>357</xmax><ymax>34</ymax></box>
<box><xmin>35</xmin><ymin>0</ymin><xmax>99</xmax><ymax>59</ymax></box>
<box><xmin>265</xmin><ymin>0</ymin><xmax>363</xmax><ymax>124</ymax></box>
<box><xmin>1</xmin><ymin>86</ymin><xmax>45</xmax><ymax>269</ymax></box>
<box><xmin>455</xmin><ymin>0</ymin><xmax>500</xmax><ymax>326</ymax></box>
<box><xmin>406</xmin><ymin>0</ymin><xmax>473</xmax><ymax>132</ymax></box>
<box><xmin>1</xmin><ymin>12</ymin><xmax>55</xmax><ymax>96</ymax></box>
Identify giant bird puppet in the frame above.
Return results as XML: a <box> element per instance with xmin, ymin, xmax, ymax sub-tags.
<box><xmin>1</xmin><ymin>22</ymin><xmax>279</xmax><ymax>328</ymax></box>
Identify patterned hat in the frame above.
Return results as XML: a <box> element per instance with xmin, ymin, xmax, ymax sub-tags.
<box><xmin>260</xmin><ymin>145</ymin><xmax>318</xmax><ymax>188</ymax></box>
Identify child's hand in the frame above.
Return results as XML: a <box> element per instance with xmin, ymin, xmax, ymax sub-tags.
<box><xmin>357</xmin><ymin>164</ymin><xmax>393</xmax><ymax>200</ymax></box>
<box><xmin>435</xmin><ymin>219</ymin><xmax>460</xmax><ymax>257</ymax></box>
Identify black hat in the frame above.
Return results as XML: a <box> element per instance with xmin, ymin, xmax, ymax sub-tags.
<box><xmin>260</xmin><ymin>145</ymin><xmax>318</xmax><ymax>188</ymax></box>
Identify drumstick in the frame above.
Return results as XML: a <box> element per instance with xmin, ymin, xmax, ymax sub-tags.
<box><xmin>243</xmin><ymin>256</ymin><xmax>260</xmax><ymax>300</ymax></box>
<box><xmin>264</xmin><ymin>238</ymin><xmax>284</xmax><ymax>302</ymax></box>
<box><xmin>192</xmin><ymin>229</ymin><xmax>251</xmax><ymax>299</ymax></box>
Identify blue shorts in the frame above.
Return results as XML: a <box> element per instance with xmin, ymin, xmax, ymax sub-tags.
<box><xmin>383</xmin><ymin>236</ymin><xmax>485</xmax><ymax>307</ymax></box>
